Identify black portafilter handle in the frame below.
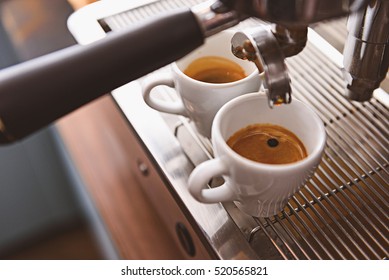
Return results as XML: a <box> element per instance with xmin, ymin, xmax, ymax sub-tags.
<box><xmin>0</xmin><ymin>8</ymin><xmax>204</xmax><ymax>144</ymax></box>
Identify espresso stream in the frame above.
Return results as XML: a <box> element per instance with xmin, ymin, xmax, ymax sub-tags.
<box><xmin>184</xmin><ymin>56</ymin><xmax>246</xmax><ymax>83</ymax></box>
<box><xmin>227</xmin><ymin>124</ymin><xmax>307</xmax><ymax>164</ymax></box>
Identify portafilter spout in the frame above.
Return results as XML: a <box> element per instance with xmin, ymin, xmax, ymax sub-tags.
<box><xmin>231</xmin><ymin>27</ymin><xmax>292</xmax><ymax>107</ymax></box>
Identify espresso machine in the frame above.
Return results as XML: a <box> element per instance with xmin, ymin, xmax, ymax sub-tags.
<box><xmin>0</xmin><ymin>0</ymin><xmax>388</xmax><ymax>143</ymax></box>
<box><xmin>63</xmin><ymin>0</ymin><xmax>388</xmax><ymax>260</ymax></box>
<box><xmin>0</xmin><ymin>0</ymin><xmax>382</xmax><ymax>260</ymax></box>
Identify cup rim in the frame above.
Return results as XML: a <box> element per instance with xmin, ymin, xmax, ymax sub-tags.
<box><xmin>213</xmin><ymin>92</ymin><xmax>327</xmax><ymax>170</ymax></box>
<box><xmin>173</xmin><ymin>29</ymin><xmax>259</xmax><ymax>87</ymax></box>
<box><xmin>172</xmin><ymin>62</ymin><xmax>259</xmax><ymax>87</ymax></box>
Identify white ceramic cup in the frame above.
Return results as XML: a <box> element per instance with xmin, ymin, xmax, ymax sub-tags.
<box><xmin>188</xmin><ymin>93</ymin><xmax>327</xmax><ymax>217</ymax></box>
<box><xmin>141</xmin><ymin>30</ymin><xmax>261</xmax><ymax>138</ymax></box>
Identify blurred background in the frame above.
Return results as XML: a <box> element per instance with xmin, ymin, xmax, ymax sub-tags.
<box><xmin>0</xmin><ymin>0</ymin><xmax>105</xmax><ymax>260</ymax></box>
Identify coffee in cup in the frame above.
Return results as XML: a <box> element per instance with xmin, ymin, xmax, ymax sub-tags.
<box><xmin>184</xmin><ymin>56</ymin><xmax>247</xmax><ymax>84</ymax></box>
<box><xmin>226</xmin><ymin>123</ymin><xmax>307</xmax><ymax>164</ymax></box>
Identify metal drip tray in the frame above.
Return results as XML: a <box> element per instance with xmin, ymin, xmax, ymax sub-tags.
<box><xmin>69</xmin><ymin>0</ymin><xmax>388</xmax><ymax>260</ymax></box>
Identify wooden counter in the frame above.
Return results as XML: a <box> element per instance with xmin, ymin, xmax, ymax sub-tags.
<box><xmin>56</xmin><ymin>0</ymin><xmax>185</xmax><ymax>259</ymax></box>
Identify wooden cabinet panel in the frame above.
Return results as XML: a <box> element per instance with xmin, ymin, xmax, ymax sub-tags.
<box><xmin>57</xmin><ymin>96</ymin><xmax>186</xmax><ymax>259</ymax></box>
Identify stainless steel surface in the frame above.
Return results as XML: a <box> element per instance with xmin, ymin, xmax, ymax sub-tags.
<box><xmin>231</xmin><ymin>28</ymin><xmax>292</xmax><ymax>107</ymax></box>
<box><xmin>343</xmin><ymin>0</ymin><xmax>389</xmax><ymax>101</ymax></box>
<box><xmin>69</xmin><ymin>0</ymin><xmax>388</xmax><ymax>260</ymax></box>
<box><xmin>192</xmin><ymin>0</ymin><xmax>242</xmax><ymax>37</ymax></box>
<box><xmin>271</xmin><ymin>24</ymin><xmax>308</xmax><ymax>57</ymax></box>
<box><xmin>218</xmin><ymin>0</ymin><xmax>370</xmax><ymax>25</ymax></box>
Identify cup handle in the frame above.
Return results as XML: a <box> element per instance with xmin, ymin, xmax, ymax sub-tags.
<box><xmin>142</xmin><ymin>73</ymin><xmax>188</xmax><ymax>116</ymax></box>
<box><xmin>188</xmin><ymin>158</ymin><xmax>237</xmax><ymax>203</ymax></box>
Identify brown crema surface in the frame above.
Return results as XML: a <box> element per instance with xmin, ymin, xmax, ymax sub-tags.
<box><xmin>227</xmin><ymin>123</ymin><xmax>307</xmax><ymax>164</ymax></box>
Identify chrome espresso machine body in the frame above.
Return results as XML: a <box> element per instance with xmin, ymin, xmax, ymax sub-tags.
<box><xmin>66</xmin><ymin>0</ymin><xmax>388</xmax><ymax>260</ymax></box>
<box><xmin>195</xmin><ymin>0</ymin><xmax>389</xmax><ymax>105</ymax></box>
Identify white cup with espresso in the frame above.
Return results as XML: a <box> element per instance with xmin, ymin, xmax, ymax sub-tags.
<box><xmin>188</xmin><ymin>93</ymin><xmax>326</xmax><ymax>217</ymax></box>
<box><xmin>141</xmin><ymin>30</ymin><xmax>261</xmax><ymax>138</ymax></box>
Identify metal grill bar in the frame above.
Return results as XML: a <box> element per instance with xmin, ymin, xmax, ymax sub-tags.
<box><xmin>292</xmin><ymin>88</ymin><xmax>389</xmax><ymax>207</ymax></box>
<box><xmin>288</xmin><ymin>53</ymin><xmax>389</xmax><ymax>172</ymax></box>
<box><xmin>263</xmin><ymin>216</ymin><xmax>305</xmax><ymax>259</ymax></box>
<box><xmin>290</xmin><ymin>77</ymin><xmax>389</xmax><ymax>172</ymax></box>
<box><xmin>293</xmin><ymin>95</ymin><xmax>388</xmax><ymax>188</ymax></box>
<box><xmin>290</xmin><ymin>95</ymin><xmax>388</xmax><ymax>196</ymax></box>
<box><xmin>315</xmin><ymin>165</ymin><xmax>388</xmax><ymax>258</ymax></box>
<box><xmin>293</xmin><ymin>189</ymin><xmax>357</xmax><ymax>259</ymax></box>
<box><xmin>288</xmin><ymin>77</ymin><xmax>389</xmax><ymax>194</ymax></box>
<box><xmin>285</xmin><ymin>203</ymin><xmax>335</xmax><ymax>258</ymax></box>
<box><xmin>307</xmin><ymin>174</ymin><xmax>383</xmax><ymax>259</ymax></box>
<box><xmin>273</xmin><ymin>214</ymin><xmax>317</xmax><ymax>259</ymax></box>
<box><xmin>293</xmin><ymin>52</ymin><xmax>389</xmax><ymax>163</ymax></box>
<box><xmin>370</xmin><ymin>99</ymin><xmax>389</xmax><ymax>121</ymax></box>
<box><xmin>288</xmin><ymin>198</ymin><xmax>338</xmax><ymax>259</ymax></box>
<box><xmin>318</xmin><ymin>160</ymin><xmax>389</xmax><ymax>248</ymax></box>
<box><xmin>251</xmin><ymin>220</ymin><xmax>291</xmax><ymax>260</ymax></box>
<box><xmin>322</xmin><ymin>143</ymin><xmax>388</xmax><ymax>216</ymax></box>
<box><xmin>291</xmin><ymin>88</ymin><xmax>389</xmax><ymax>231</ymax></box>
<box><xmin>99</xmin><ymin>0</ymin><xmax>388</xmax><ymax>260</ymax></box>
